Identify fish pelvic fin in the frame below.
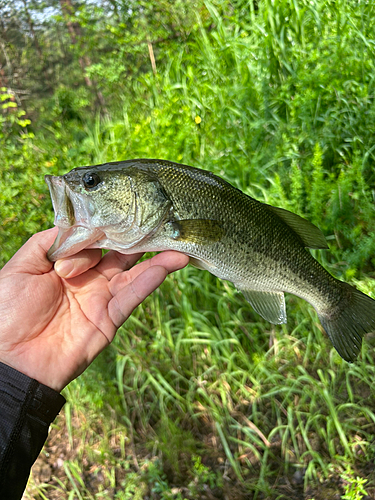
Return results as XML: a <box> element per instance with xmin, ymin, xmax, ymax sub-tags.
<box><xmin>318</xmin><ymin>283</ymin><xmax>375</xmax><ymax>362</ymax></box>
<box><xmin>238</xmin><ymin>288</ymin><xmax>287</xmax><ymax>324</ymax></box>
<box><xmin>267</xmin><ymin>205</ymin><xmax>328</xmax><ymax>249</ymax></box>
<box><xmin>189</xmin><ymin>257</ymin><xmax>216</xmax><ymax>271</ymax></box>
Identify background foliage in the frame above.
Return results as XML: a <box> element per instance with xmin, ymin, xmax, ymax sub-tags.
<box><xmin>1</xmin><ymin>0</ymin><xmax>375</xmax><ymax>498</ymax></box>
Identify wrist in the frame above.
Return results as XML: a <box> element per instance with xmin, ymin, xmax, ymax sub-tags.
<box><xmin>0</xmin><ymin>358</ymin><xmax>65</xmax><ymax>393</ymax></box>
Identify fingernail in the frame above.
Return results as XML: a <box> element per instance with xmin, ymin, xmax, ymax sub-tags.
<box><xmin>55</xmin><ymin>260</ymin><xmax>74</xmax><ymax>278</ymax></box>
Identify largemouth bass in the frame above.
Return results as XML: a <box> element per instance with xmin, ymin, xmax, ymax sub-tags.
<box><xmin>45</xmin><ymin>159</ymin><xmax>375</xmax><ymax>362</ymax></box>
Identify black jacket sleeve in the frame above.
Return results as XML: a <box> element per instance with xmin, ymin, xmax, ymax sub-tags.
<box><xmin>0</xmin><ymin>362</ymin><xmax>66</xmax><ymax>499</ymax></box>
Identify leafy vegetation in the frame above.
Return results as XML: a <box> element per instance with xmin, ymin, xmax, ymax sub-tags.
<box><xmin>1</xmin><ymin>0</ymin><xmax>375</xmax><ymax>498</ymax></box>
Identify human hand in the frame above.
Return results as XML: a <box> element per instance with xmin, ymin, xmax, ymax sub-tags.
<box><xmin>0</xmin><ymin>228</ymin><xmax>189</xmax><ymax>392</ymax></box>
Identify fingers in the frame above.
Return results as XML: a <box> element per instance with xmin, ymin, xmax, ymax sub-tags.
<box><xmin>147</xmin><ymin>251</ymin><xmax>190</xmax><ymax>273</ymax></box>
<box><xmin>108</xmin><ymin>251</ymin><xmax>189</xmax><ymax>296</ymax></box>
<box><xmin>96</xmin><ymin>250</ymin><xmax>189</xmax><ymax>282</ymax></box>
<box><xmin>3</xmin><ymin>227</ymin><xmax>59</xmax><ymax>275</ymax></box>
<box><xmin>108</xmin><ymin>265</ymin><xmax>168</xmax><ymax>328</ymax></box>
<box><xmin>54</xmin><ymin>249</ymin><xmax>103</xmax><ymax>278</ymax></box>
<box><xmin>95</xmin><ymin>250</ymin><xmax>145</xmax><ymax>280</ymax></box>
<box><xmin>107</xmin><ymin>251</ymin><xmax>189</xmax><ymax>329</ymax></box>
<box><xmin>54</xmin><ymin>246</ymin><xmax>188</xmax><ymax>280</ymax></box>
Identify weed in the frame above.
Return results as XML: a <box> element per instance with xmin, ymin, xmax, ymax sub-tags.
<box><xmin>4</xmin><ymin>0</ymin><xmax>374</xmax><ymax>498</ymax></box>
<box><xmin>341</xmin><ymin>467</ymin><xmax>368</xmax><ymax>500</ymax></box>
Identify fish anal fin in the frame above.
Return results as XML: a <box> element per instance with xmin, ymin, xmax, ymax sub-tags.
<box><xmin>168</xmin><ymin>219</ymin><xmax>224</xmax><ymax>244</ymax></box>
<box><xmin>267</xmin><ymin>205</ymin><xmax>328</xmax><ymax>249</ymax></box>
<box><xmin>238</xmin><ymin>288</ymin><xmax>287</xmax><ymax>324</ymax></box>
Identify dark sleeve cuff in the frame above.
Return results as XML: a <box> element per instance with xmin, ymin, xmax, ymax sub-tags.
<box><xmin>0</xmin><ymin>362</ymin><xmax>66</xmax><ymax>499</ymax></box>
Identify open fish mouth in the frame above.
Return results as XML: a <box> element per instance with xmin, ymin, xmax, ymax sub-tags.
<box><xmin>46</xmin><ymin>225</ymin><xmax>105</xmax><ymax>261</ymax></box>
<box><xmin>45</xmin><ymin>174</ymin><xmax>104</xmax><ymax>261</ymax></box>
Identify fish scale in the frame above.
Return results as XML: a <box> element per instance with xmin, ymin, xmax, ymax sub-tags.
<box><xmin>45</xmin><ymin>159</ymin><xmax>375</xmax><ymax>362</ymax></box>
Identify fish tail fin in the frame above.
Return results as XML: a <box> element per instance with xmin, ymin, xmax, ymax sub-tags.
<box><xmin>318</xmin><ymin>283</ymin><xmax>375</xmax><ymax>362</ymax></box>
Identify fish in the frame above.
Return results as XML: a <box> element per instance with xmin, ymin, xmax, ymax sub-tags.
<box><xmin>45</xmin><ymin>159</ymin><xmax>375</xmax><ymax>362</ymax></box>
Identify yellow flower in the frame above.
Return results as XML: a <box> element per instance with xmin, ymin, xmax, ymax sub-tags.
<box><xmin>195</xmin><ymin>116</ymin><xmax>202</xmax><ymax>124</ymax></box>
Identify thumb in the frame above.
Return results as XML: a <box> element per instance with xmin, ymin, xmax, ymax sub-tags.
<box><xmin>3</xmin><ymin>228</ymin><xmax>59</xmax><ymax>275</ymax></box>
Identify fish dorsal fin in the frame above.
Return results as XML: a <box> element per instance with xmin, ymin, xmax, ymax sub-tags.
<box><xmin>168</xmin><ymin>219</ymin><xmax>224</xmax><ymax>244</ymax></box>
<box><xmin>238</xmin><ymin>288</ymin><xmax>287</xmax><ymax>324</ymax></box>
<box><xmin>266</xmin><ymin>205</ymin><xmax>328</xmax><ymax>249</ymax></box>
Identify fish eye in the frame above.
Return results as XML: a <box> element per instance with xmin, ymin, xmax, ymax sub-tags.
<box><xmin>82</xmin><ymin>172</ymin><xmax>101</xmax><ymax>189</ymax></box>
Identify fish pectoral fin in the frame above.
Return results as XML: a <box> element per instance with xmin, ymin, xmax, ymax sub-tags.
<box><xmin>168</xmin><ymin>219</ymin><xmax>224</xmax><ymax>244</ymax></box>
<box><xmin>266</xmin><ymin>205</ymin><xmax>328</xmax><ymax>249</ymax></box>
<box><xmin>238</xmin><ymin>288</ymin><xmax>287</xmax><ymax>324</ymax></box>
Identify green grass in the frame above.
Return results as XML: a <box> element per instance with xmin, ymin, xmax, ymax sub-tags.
<box><xmin>2</xmin><ymin>0</ymin><xmax>374</xmax><ymax>497</ymax></box>
<box><xmin>25</xmin><ymin>267</ymin><xmax>375</xmax><ymax>499</ymax></box>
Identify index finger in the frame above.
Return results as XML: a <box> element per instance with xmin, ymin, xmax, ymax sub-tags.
<box><xmin>54</xmin><ymin>248</ymin><xmax>103</xmax><ymax>278</ymax></box>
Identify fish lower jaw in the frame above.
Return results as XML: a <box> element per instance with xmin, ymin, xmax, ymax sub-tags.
<box><xmin>47</xmin><ymin>226</ymin><xmax>105</xmax><ymax>261</ymax></box>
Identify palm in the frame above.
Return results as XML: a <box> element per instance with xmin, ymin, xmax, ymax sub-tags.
<box><xmin>5</xmin><ymin>267</ymin><xmax>115</xmax><ymax>390</ymax></box>
<box><xmin>0</xmin><ymin>229</ymin><xmax>188</xmax><ymax>391</ymax></box>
